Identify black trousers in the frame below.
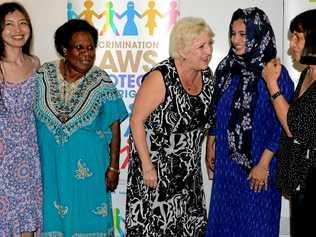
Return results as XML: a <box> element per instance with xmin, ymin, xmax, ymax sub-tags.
<box><xmin>290</xmin><ymin>167</ymin><xmax>316</xmax><ymax>237</ymax></box>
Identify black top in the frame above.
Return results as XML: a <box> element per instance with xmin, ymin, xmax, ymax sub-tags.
<box><xmin>277</xmin><ymin>67</ymin><xmax>316</xmax><ymax>195</ymax></box>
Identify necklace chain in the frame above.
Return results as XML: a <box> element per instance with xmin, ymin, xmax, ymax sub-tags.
<box><xmin>58</xmin><ymin>60</ymin><xmax>84</xmax><ymax>123</ymax></box>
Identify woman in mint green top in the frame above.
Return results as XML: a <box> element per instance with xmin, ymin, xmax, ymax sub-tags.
<box><xmin>34</xmin><ymin>19</ymin><xmax>127</xmax><ymax>237</ymax></box>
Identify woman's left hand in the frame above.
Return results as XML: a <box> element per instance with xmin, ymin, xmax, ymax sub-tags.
<box><xmin>247</xmin><ymin>164</ymin><xmax>269</xmax><ymax>192</ymax></box>
<box><xmin>106</xmin><ymin>168</ymin><xmax>119</xmax><ymax>192</ymax></box>
<box><xmin>262</xmin><ymin>58</ymin><xmax>281</xmax><ymax>90</ymax></box>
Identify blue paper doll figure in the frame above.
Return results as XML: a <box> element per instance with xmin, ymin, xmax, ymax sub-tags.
<box><xmin>120</xmin><ymin>1</ymin><xmax>141</xmax><ymax>36</ymax></box>
<box><xmin>67</xmin><ymin>2</ymin><xmax>78</xmax><ymax>20</ymax></box>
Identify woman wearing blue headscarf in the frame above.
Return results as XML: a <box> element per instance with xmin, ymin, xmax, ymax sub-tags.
<box><xmin>205</xmin><ymin>7</ymin><xmax>294</xmax><ymax>236</ymax></box>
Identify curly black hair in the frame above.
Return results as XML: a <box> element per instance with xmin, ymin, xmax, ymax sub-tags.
<box><xmin>54</xmin><ymin>19</ymin><xmax>98</xmax><ymax>57</ymax></box>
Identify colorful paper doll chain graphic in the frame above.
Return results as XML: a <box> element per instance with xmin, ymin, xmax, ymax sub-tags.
<box><xmin>68</xmin><ymin>0</ymin><xmax>179</xmax><ymax>36</ymax></box>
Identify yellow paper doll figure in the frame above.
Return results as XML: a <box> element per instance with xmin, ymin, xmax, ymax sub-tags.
<box><xmin>78</xmin><ymin>0</ymin><xmax>99</xmax><ymax>26</ymax></box>
<box><xmin>142</xmin><ymin>1</ymin><xmax>162</xmax><ymax>36</ymax></box>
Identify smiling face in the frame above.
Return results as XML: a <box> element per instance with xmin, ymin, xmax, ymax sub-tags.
<box><xmin>289</xmin><ymin>31</ymin><xmax>305</xmax><ymax>63</ymax></box>
<box><xmin>64</xmin><ymin>31</ymin><xmax>96</xmax><ymax>75</ymax></box>
<box><xmin>181</xmin><ymin>31</ymin><xmax>213</xmax><ymax>70</ymax></box>
<box><xmin>1</xmin><ymin>10</ymin><xmax>30</xmax><ymax>50</ymax></box>
<box><xmin>231</xmin><ymin>19</ymin><xmax>246</xmax><ymax>56</ymax></box>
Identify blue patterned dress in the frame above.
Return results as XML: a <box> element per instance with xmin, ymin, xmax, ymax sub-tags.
<box><xmin>206</xmin><ymin>67</ymin><xmax>294</xmax><ymax>237</ymax></box>
<box><xmin>0</xmin><ymin>75</ymin><xmax>42</xmax><ymax>236</ymax></box>
<box><xmin>34</xmin><ymin>61</ymin><xmax>127</xmax><ymax>237</ymax></box>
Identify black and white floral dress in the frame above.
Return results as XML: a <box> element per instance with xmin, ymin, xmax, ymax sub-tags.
<box><xmin>126</xmin><ymin>58</ymin><xmax>215</xmax><ymax>237</ymax></box>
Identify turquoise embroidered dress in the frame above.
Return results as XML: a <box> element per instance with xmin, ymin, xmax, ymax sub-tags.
<box><xmin>34</xmin><ymin>61</ymin><xmax>127</xmax><ymax>237</ymax></box>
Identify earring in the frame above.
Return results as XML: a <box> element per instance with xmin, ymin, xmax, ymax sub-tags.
<box><xmin>63</xmin><ymin>48</ymin><xmax>67</xmax><ymax>57</ymax></box>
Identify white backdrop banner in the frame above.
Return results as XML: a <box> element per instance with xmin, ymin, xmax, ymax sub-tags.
<box><xmin>67</xmin><ymin>1</ymin><xmax>180</xmax><ymax>236</ymax></box>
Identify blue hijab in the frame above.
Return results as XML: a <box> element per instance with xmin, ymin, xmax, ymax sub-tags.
<box><xmin>214</xmin><ymin>7</ymin><xmax>276</xmax><ymax>171</ymax></box>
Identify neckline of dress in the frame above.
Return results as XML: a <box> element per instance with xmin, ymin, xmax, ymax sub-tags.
<box><xmin>172</xmin><ymin>58</ymin><xmax>204</xmax><ymax>97</ymax></box>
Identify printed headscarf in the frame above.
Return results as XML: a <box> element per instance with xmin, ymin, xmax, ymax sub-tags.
<box><xmin>214</xmin><ymin>7</ymin><xmax>276</xmax><ymax>171</ymax></box>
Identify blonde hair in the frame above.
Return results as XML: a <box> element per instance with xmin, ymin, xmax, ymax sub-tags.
<box><xmin>169</xmin><ymin>17</ymin><xmax>214</xmax><ymax>58</ymax></box>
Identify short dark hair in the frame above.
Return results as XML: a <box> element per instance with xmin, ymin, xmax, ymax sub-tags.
<box><xmin>54</xmin><ymin>19</ymin><xmax>98</xmax><ymax>57</ymax></box>
<box><xmin>0</xmin><ymin>2</ymin><xmax>33</xmax><ymax>58</ymax></box>
<box><xmin>290</xmin><ymin>9</ymin><xmax>316</xmax><ymax>65</ymax></box>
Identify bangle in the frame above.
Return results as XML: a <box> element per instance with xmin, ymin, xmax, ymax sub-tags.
<box><xmin>271</xmin><ymin>91</ymin><xmax>281</xmax><ymax>100</ymax></box>
<box><xmin>108</xmin><ymin>166</ymin><xmax>120</xmax><ymax>174</ymax></box>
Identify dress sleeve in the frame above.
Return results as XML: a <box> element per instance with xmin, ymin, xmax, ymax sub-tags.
<box><xmin>101</xmin><ymin>96</ymin><xmax>128</xmax><ymax>128</ymax></box>
<box><xmin>265</xmin><ymin>66</ymin><xmax>294</xmax><ymax>152</ymax></box>
<box><xmin>98</xmin><ymin>90</ymin><xmax>128</xmax><ymax>144</ymax></box>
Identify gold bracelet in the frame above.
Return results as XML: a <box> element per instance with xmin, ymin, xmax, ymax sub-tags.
<box><xmin>108</xmin><ymin>166</ymin><xmax>120</xmax><ymax>174</ymax></box>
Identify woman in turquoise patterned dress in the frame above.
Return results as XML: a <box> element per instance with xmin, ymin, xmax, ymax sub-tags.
<box><xmin>34</xmin><ymin>19</ymin><xmax>127</xmax><ymax>236</ymax></box>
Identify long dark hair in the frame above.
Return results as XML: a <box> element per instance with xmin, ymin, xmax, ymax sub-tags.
<box><xmin>0</xmin><ymin>2</ymin><xmax>33</xmax><ymax>111</ymax></box>
<box><xmin>0</xmin><ymin>2</ymin><xmax>33</xmax><ymax>59</ymax></box>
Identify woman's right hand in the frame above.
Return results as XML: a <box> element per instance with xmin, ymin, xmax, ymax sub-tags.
<box><xmin>141</xmin><ymin>164</ymin><xmax>158</xmax><ymax>188</ymax></box>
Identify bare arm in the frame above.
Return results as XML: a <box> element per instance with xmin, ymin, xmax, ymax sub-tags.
<box><xmin>205</xmin><ymin>135</ymin><xmax>215</xmax><ymax>179</ymax></box>
<box><xmin>262</xmin><ymin>58</ymin><xmax>292</xmax><ymax>137</ymax></box>
<box><xmin>130</xmin><ymin>70</ymin><xmax>165</xmax><ymax>187</ymax></box>
<box><xmin>109</xmin><ymin>121</ymin><xmax>121</xmax><ymax>170</ymax></box>
<box><xmin>106</xmin><ymin>121</ymin><xmax>121</xmax><ymax>192</ymax></box>
<box><xmin>31</xmin><ymin>55</ymin><xmax>41</xmax><ymax>70</ymax></box>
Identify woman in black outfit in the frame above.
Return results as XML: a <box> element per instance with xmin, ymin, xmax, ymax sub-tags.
<box><xmin>263</xmin><ymin>9</ymin><xmax>316</xmax><ymax>237</ymax></box>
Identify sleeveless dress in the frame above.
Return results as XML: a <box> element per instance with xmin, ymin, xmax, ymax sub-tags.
<box><xmin>34</xmin><ymin>61</ymin><xmax>127</xmax><ymax>237</ymax></box>
<box><xmin>0</xmin><ymin>75</ymin><xmax>42</xmax><ymax>236</ymax></box>
<box><xmin>126</xmin><ymin>58</ymin><xmax>215</xmax><ymax>237</ymax></box>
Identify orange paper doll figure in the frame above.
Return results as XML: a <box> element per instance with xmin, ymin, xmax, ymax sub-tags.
<box><xmin>142</xmin><ymin>1</ymin><xmax>162</xmax><ymax>36</ymax></box>
<box><xmin>78</xmin><ymin>0</ymin><xmax>99</xmax><ymax>26</ymax></box>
